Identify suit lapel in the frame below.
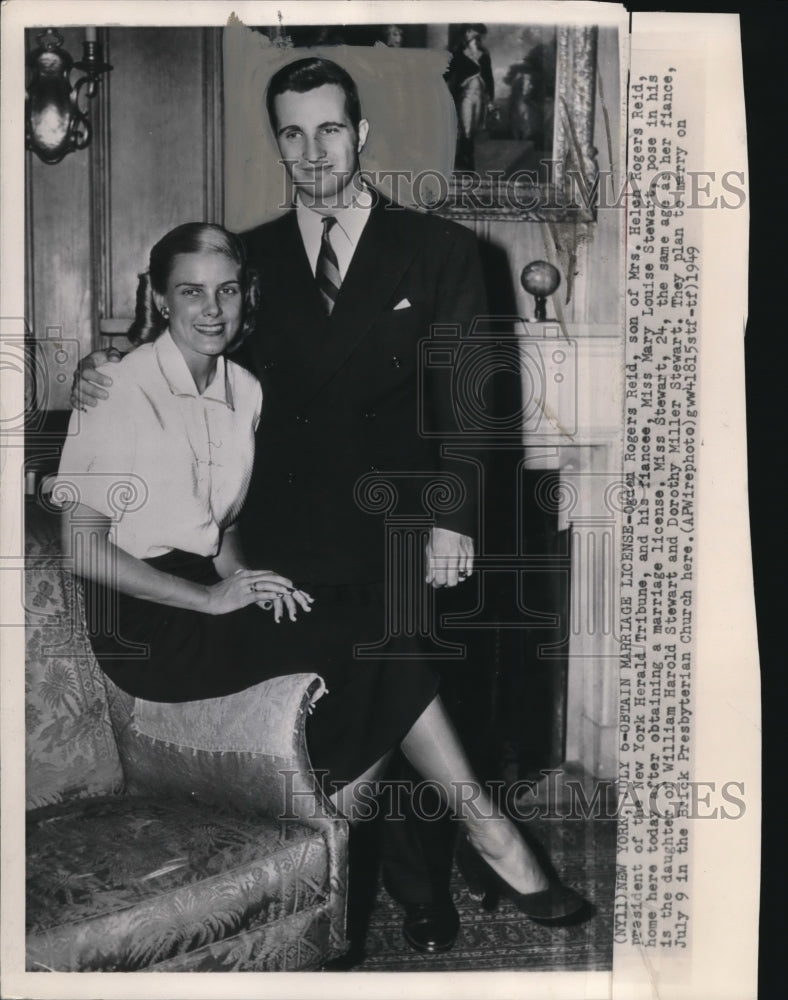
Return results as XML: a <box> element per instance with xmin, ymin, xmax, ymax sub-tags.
<box><xmin>251</xmin><ymin>213</ymin><xmax>330</xmax><ymax>406</ymax></box>
<box><xmin>263</xmin><ymin>212</ymin><xmax>326</xmax><ymax>333</ymax></box>
<box><xmin>255</xmin><ymin>200</ymin><xmax>417</xmax><ymax>407</ymax></box>
<box><xmin>299</xmin><ymin>198</ymin><xmax>416</xmax><ymax>402</ymax></box>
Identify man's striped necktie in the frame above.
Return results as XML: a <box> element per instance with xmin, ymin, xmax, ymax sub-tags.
<box><xmin>316</xmin><ymin>215</ymin><xmax>341</xmax><ymax>315</ymax></box>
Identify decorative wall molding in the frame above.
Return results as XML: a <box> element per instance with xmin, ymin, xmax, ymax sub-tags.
<box><xmin>90</xmin><ymin>27</ymin><xmax>113</xmax><ymax>329</ymax></box>
<box><xmin>202</xmin><ymin>27</ymin><xmax>224</xmax><ymax>225</ymax></box>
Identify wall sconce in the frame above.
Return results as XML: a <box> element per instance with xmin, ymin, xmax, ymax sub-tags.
<box><xmin>26</xmin><ymin>28</ymin><xmax>112</xmax><ymax>165</ymax></box>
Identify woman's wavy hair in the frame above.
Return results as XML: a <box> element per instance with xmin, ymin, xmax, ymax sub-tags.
<box><xmin>127</xmin><ymin>223</ymin><xmax>259</xmax><ymax>347</ymax></box>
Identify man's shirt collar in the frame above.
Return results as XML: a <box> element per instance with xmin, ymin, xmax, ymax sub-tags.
<box><xmin>296</xmin><ymin>181</ymin><xmax>373</xmax><ymax>249</ymax></box>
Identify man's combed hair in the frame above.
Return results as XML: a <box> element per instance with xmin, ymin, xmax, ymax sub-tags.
<box><xmin>266</xmin><ymin>57</ymin><xmax>362</xmax><ymax>132</ymax></box>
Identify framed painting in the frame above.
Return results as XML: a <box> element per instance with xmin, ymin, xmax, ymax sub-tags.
<box><xmin>437</xmin><ymin>22</ymin><xmax>599</xmax><ymax>220</ymax></box>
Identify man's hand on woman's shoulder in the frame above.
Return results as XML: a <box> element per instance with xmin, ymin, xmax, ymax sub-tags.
<box><xmin>71</xmin><ymin>346</ymin><xmax>124</xmax><ymax>410</ymax></box>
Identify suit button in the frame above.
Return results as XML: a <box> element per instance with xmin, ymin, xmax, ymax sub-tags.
<box><xmin>391</xmin><ymin>356</ymin><xmax>402</xmax><ymax>368</ymax></box>
<box><xmin>262</xmin><ymin>361</ymin><xmax>276</xmax><ymax>370</ymax></box>
<box><xmin>286</xmin><ymin>472</ymin><xmax>295</xmax><ymax>485</ymax></box>
<box><xmin>295</xmin><ymin>414</ymin><xmax>310</xmax><ymax>424</ymax></box>
<box><xmin>369</xmin><ymin>465</ymin><xmax>379</xmax><ymax>474</ymax></box>
<box><xmin>362</xmin><ymin>410</ymin><xmax>376</xmax><ymax>420</ymax></box>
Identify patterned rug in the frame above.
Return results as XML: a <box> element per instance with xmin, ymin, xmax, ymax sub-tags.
<box><xmin>349</xmin><ymin>817</ymin><xmax>616</xmax><ymax>972</ymax></box>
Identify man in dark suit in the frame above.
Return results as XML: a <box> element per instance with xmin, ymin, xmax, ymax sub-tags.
<box><xmin>239</xmin><ymin>59</ymin><xmax>482</xmax><ymax>592</ymax></box>
<box><xmin>75</xmin><ymin>56</ymin><xmax>488</xmax><ymax>956</ymax></box>
<box><xmin>238</xmin><ymin>58</ymin><xmax>488</xmax><ymax>956</ymax></box>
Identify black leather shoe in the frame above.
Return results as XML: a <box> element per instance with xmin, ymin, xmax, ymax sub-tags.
<box><xmin>402</xmin><ymin>900</ymin><xmax>460</xmax><ymax>953</ymax></box>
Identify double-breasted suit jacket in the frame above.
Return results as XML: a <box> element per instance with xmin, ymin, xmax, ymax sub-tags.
<box><xmin>237</xmin><ymin>195</ymin><xmax>487</xmax><ymax>588</ymax></box>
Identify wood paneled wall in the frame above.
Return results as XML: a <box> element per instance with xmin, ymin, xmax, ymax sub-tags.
<box><xmin>27</xmin><ymin>25</ymin><xmax>622</xmax><ymax>393</ymax></box>
<box><xmin>26</xmin><ymin>27</ymin><xmax>222</xmax><ymax>407</ymax></box>
<box><xmin>27</xmin><ymin>28</ymin><xmax>95</xmax><ymax>411</ymax></box>
<box><xmin>106</xmin><ymin>29</ymin><xmax>222</xmax><ymax>320</ymax></box>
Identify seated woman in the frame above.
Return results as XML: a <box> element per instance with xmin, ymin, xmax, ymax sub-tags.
<box><xmin>56</xmin><ymin>222</ymin><xmax>583</xmax><ymax>922</ymax></box>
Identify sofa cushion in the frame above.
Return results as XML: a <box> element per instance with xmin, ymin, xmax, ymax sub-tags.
<box><xmin>26</xmin><ymin>795</ymin><xmax>330</xmax><ymax>972</ymax></box>
<box><xmin>25</xmin><ymin>498</ymin><xmax>123</xmax><ymax>809</ymax></box>
<box><xmin>144</xmin><ymin>908</ymin><xmax>336</xmax><ymax>972</ymax></box>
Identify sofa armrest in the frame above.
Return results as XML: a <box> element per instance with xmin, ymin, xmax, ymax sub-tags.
<box><xmin>107</xmin><ymin>673</ymin><xmax>339</xmax><ymax>829</ymax></box>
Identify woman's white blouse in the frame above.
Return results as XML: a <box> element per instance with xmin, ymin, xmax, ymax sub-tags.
<box><xmin>54</xmin><ymin>331</ymin><xmax>262</xmax><ymax>560</ymax></box>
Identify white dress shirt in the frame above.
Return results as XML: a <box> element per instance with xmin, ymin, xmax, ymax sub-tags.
<box><xmin>54</xmin><ymin>330</ymin><xmax>262</xmax><ymax>560</ymax></box>
<box><xmin>296</xmin><ymin>184</ymin><xmax>374</xmax><ymax>280</ymax></box>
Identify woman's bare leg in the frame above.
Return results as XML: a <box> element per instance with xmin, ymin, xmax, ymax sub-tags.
<box><xmin>328</xmin><ymin>749</ymin><xmax>394</xmax><ymax>821</ymax></box>
<box><xmin>327</xmin><ymin>696</ymin><xmax>549</xmax><ymax>895</ymax></box>
<box><xmin>399</xmin><ymin>695</ymin><xmax>549</xmax><ymax>895</ymax></box>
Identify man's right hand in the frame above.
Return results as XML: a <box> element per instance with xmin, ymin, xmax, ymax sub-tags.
<box><xmin>71</xmin><ymin>347</ymin><xmax>123</xmax><ymax>409</ymax></box>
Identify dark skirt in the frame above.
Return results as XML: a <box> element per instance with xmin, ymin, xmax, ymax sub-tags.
<box><xmin>84</xmin><ymin>550</ymin><xmax>439</xmax><ymax>789</ymax></box>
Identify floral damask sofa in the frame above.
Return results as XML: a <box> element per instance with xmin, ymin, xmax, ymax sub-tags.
<box><xmin>24</xmin><ymin>495</ymin><xmax>349</xmax><ymax>972</ymax></box>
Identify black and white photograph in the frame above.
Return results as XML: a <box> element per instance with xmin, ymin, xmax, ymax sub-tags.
<box><xmin>0</xmin><ymin>3</ymin><xmax>759</xmax><ymax>999</ymax></box>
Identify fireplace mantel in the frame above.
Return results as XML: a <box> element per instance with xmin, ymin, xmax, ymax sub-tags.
<box><xmin>520</xmin><ymin>325</ymin><xmax>622</xmax><ymax>780</ymax></box>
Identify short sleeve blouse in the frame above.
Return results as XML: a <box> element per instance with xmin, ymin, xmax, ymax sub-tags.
<box><xmin>54</xmin><ymin>331</ymin><xmax>262</xmax><ymax>560</ymax></box>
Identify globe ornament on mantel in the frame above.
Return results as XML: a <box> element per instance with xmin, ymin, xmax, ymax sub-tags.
<box><xmin>520</xmin><ymin>260</ymin><xmax>561</xmax><ymax>322</ymax></box>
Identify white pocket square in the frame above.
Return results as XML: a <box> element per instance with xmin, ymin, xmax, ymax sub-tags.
<box><xmin>393</xmin><ymin>298</ymin><xmax>411</xmax><ymax>311</ymax></box>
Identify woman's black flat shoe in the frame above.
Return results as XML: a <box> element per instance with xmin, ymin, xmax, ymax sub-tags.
<box><xmin>493</xmin><ymin>874</ymin><xmax>586</xmax><ymax>923</ymax></box>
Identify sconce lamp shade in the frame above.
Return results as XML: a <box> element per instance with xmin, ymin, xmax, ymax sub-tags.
<box><xmin>26</xmin><ymin>28</ymin><xmax>111</xmax><ymax>165</ymax></box>
<box><xmin>26</xmin><ymin>30</ymin><xmax>78</xmax><ymax>163</ymax></box>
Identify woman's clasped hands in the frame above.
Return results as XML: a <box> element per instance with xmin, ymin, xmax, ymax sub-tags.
<box><xmin>206</xmin><ymin>569</ymin><xmax>314</xmax><ymax>622</ymax></box>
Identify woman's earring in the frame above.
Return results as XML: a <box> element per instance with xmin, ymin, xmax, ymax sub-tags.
<box><xmin>161</xmin><ymin>306</ymin><xmax>169</xmax><ymax>319</ymax></box>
